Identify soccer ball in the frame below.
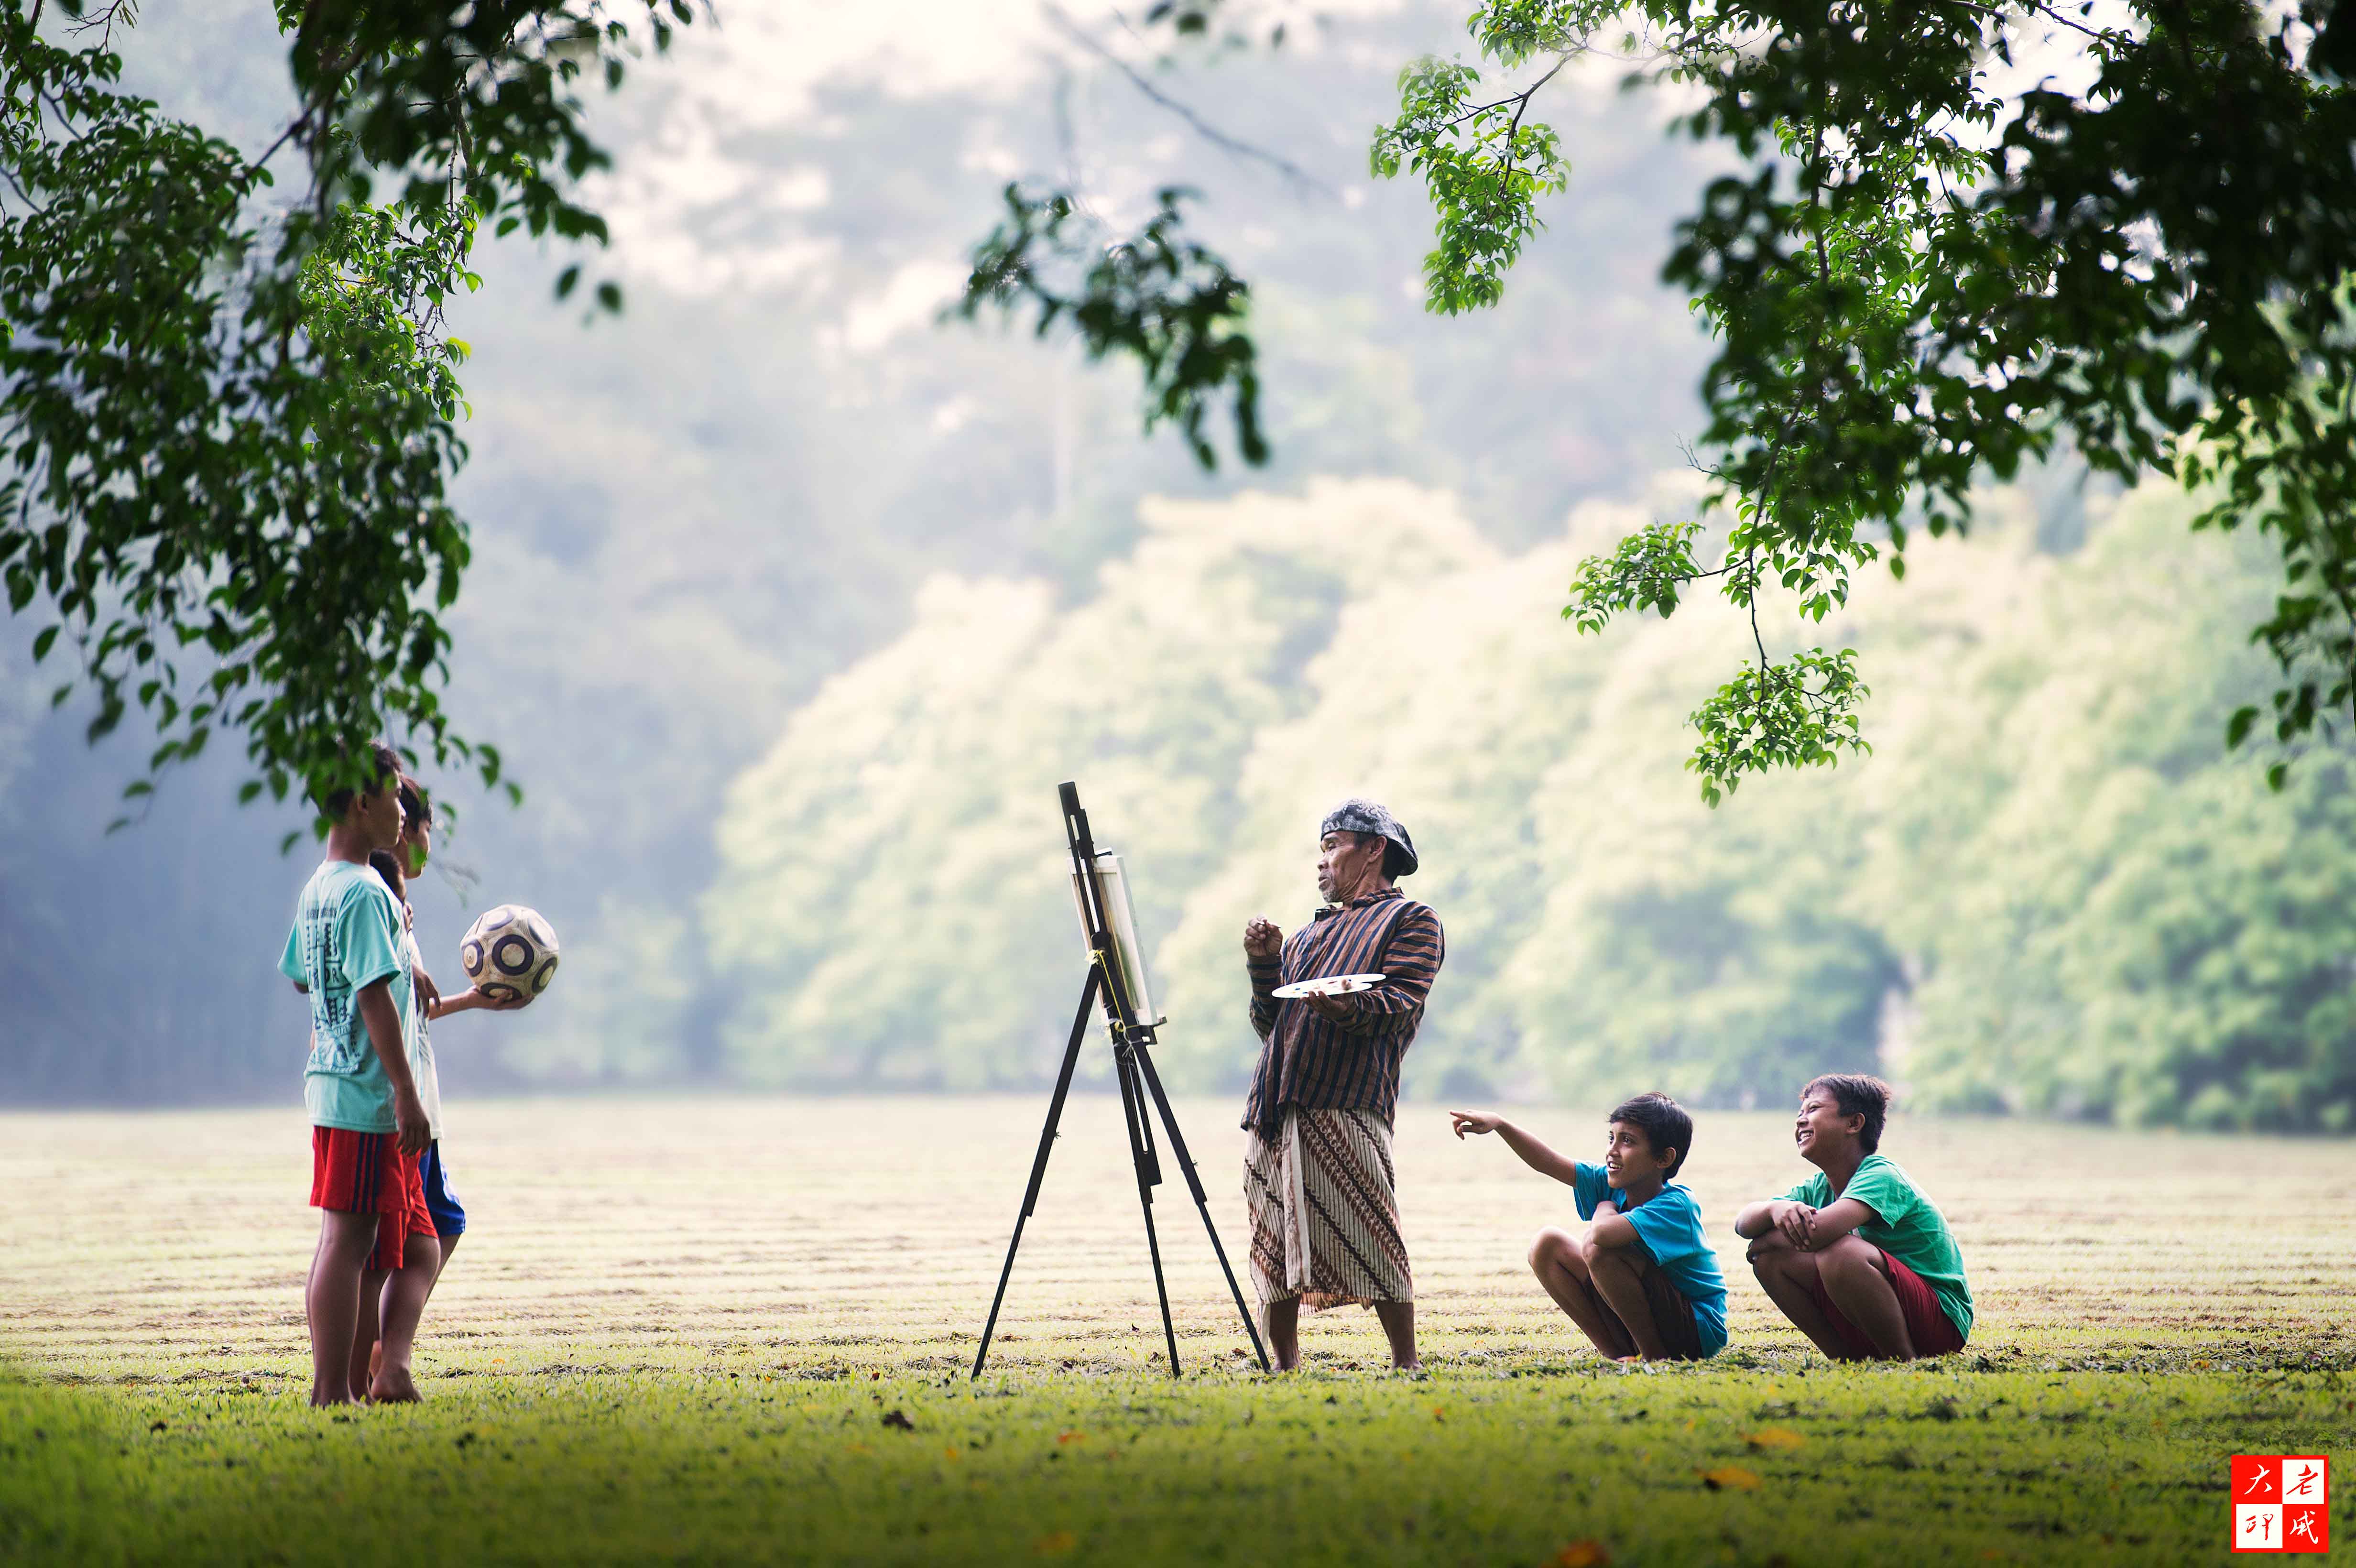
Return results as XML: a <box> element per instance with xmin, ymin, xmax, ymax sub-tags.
<box><xmin>460</xmin><ymin>904</ymin><xmax>560</xmax><ymax>1006</ymax></box>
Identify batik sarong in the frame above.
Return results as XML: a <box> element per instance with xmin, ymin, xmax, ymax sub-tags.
<box><xmin>1244</xmin><ymin>1107</ymin><xmax>1412</xmax><ymax>1308</ymax></box>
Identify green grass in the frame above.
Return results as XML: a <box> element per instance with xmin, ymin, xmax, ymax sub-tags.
<box><xmin>3</xmin><ymin>1097</ymin><xmax>2351</xmax><ymax>1564</ymax></box>
<box><xmin>8</xmin><ymin>1361</ymin><xmax>2352</xmax><ymax>1565</ymax></box>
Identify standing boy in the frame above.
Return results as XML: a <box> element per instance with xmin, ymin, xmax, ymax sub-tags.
<box><xmin>1450</xmin><ymin>1094</ymin><xmax>1727</xmax><ymax>1362</ymax></box>
<box><xmin>280</xmin><ymin>742</ymin><xmax>435</xmax><ymax>1405</ymax></box>
<box><xmin>360</xmin><ymin>798</ymin><xmax>517</xmax><ymax>1391</ymax></box>
<box><xmin>1734</xmin><ymin>1074</ymin><xmax>1973</xmax><ymax>1361</ymax></box>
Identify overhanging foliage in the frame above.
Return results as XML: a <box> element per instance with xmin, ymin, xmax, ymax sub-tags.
<box><xmin>979</xmin><ymin>0</ymin><xmax>2356</xmax><ymax>803</ymax></box>
<box><xmin>0</xmin><ymin>0</ymin><xmax>690</xmax><ymax>832</ymax></box>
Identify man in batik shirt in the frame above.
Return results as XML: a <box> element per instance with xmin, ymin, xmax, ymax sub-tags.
<box><xmin>1241</xmin><ymin>798</ymin><xmax>1445</xmax><ymax>1372</ymax></box>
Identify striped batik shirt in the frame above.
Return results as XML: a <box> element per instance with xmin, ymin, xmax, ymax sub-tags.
<box><xmin>1241</xmin><ymin>885</ymin><xmax>1446</xmax><ymax>1137</ymax></box>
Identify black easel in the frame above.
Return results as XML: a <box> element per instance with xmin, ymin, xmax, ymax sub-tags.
<box><xmin>971</xmin><ymin>782</ymin><xmax>1272</xmax><ymax>1379</ymax></box>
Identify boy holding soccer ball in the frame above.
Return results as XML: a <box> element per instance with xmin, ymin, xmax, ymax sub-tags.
<box><xmin>282</xmin><ymin>743</ymin><xmax>434</xmax><ymax>1405</ymax></box>
<box><xmin>363</xmin><ymin>781</ymin><xmax>521</xmax><ymax>1392</ymax></box>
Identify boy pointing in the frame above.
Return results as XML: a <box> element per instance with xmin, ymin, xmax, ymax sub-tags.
<box><xmin>1452</xmin><ymin>1093</ymin><xmax>1728</xmax><ymax>1362</ymax></box>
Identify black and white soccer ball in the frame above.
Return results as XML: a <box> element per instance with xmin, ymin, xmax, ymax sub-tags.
<box><xmin>460</xmin><ymin>904</ymin><xmax>560</xmax><ymax>1006</ymax></box>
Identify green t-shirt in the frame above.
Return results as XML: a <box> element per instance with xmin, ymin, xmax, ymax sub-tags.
<box><xmin>279</xmin><ymin>859</ymin><xmax>414</xmax><ymax>1133</ymax></box>
<box><xmin>1782</xmin><ymin>1153</ymin><xmax>1974</xmax><ymax>1341</ymax></box>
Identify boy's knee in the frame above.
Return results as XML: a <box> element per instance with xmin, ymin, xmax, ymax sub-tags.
<box><xmin>1529</xmin><ymin>1227</ymin><xmax>1576</xmax><ymax>1273</ymax></box>
<box><xmin>1815</xmin><ymin>1235</ymin><xmax>1883</xmax><ymax>1281</ymax></box>
<box><xmin>1745</xmin><ymin>1230</ymin><xmax>1792</xmax><ymax>1270</ymax></box>
<box><xmin>1584</xmin><ymin>1240</ymin><xmax>1636</xmax><ymax>1277</ymax></box>
<box><xmin>323</xmin><ymin>1210</ymin><xmax>380</xmax><ymax>1256</ymax></box>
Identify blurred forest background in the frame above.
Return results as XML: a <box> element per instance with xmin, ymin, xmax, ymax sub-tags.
<box><xmin>1</xmin><ymin>1</ymin><xmax>2348</xmax><ymax>1132</ymax></box>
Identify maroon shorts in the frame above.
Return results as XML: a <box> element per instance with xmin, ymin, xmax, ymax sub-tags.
<box><xmin>311</xmin><ymin>1127</ymin><xmax>434</xmax><ymax>1273</ymax></box>
<box><xmin>1805</xmin><ymin>1246</ymin><xmax>1966</xmax><ymax>1359</ymax></box>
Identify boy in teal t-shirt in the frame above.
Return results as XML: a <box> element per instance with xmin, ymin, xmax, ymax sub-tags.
<box><xmin>1735</xmin><ymin>1074</ymin><xmax>1972</xmax><ymax>1360</ymax></box>
<box><xmin>281</xmin><ymin>743</ymin><xmax>436</xmax><ymax>1405</ymax></box>
<box><xmin>281</xmin><ymin>858</ymin><xmax>415</xmax><ymax>1132</ymax></box>
<box><xmin>1451</xmin><ymin>1093</ymin><xmax>1728</xmax><ymax>1361</ymax></box>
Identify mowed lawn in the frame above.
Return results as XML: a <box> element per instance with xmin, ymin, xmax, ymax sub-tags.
<box><xmin>1</xmin><ymin>1095</ymin><xmax>2350</xmax><ymax>1565</ymax></box>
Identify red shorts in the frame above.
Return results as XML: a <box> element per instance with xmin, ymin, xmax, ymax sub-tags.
<box><xmin>1806</xmin><ymin>1246</ymin><xmax>1966</xmax><ymax>1359</ymax></box>
<box><xmin>311</xmin><ymin>1127</ymin><xmax>434</xmax><ymax>1273</ymax></box>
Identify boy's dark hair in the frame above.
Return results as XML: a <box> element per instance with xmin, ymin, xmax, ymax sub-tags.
<box><xmin>1608</xmin><ymin>1091</ymin><xmax>1693</xmax><ymax>1180</ymax></box>
<box><xmin>397</xmin><ymin>773</ymin><xmax>433</xmax><ymax>830</ymax></box>
<box><xmin>1804</xmin><ymin>1073</ymin><xmax>1893</xmax><ymax>1154</ymax></box>
<box><xmin>368</xmin><ymin>849</ymin><xmax>406</xmax><ymax>897</ymax></box>
<box><xmin>316</xmin><ymin>740</ymin><xmax>402</xmax><ymax>820</ymax></box>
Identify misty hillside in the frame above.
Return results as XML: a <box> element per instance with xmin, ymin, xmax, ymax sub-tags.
<box><xmin>4</xmin><ymin>3</ymin><xmax>2346</xmax><ymax>1131</ymax></box>
<box><xmin>1</xmin><ymin>1</ymin><xmax>1722</xmax><ymax>1098</ymax></box>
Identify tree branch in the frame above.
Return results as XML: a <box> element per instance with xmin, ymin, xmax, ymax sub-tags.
<box><xmin>1505</xmin><ymin>51</ymin><xmax>1572</xmax><ymax>143</ymax></box>
<box><xmin>1931</xmin><ymin>0</ymin><xmax>2111</xmax><ymax>44</ymax></box>
<box><xmin>1048</xmin><ymin>5</ymin><xmax>1332</xmax><ymax>196</ymax></box>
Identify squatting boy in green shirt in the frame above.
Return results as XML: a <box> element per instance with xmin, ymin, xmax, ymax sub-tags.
<box><xmin>1734</xmin><ymin>1074</ymin><xmax>1972</xmax><ymax>1360</ymax></box>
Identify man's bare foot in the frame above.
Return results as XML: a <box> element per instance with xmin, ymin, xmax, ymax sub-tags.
<box><xmin>1614</xmin><ymin>1353</ymin><xmax>1646</xmax><ymax>1365</ymax></box>
<box><xmin>368</xmin><ymin>1362</ymin><xmax>422</xmax><ymax>1403</ymax></box>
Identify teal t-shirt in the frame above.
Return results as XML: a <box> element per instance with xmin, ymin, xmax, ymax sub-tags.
<box><xmin>1782</xmin><ymin>1153</ymin><xmax>1974</xmax><ymax>1341</ymax></box>
<box><xmin>1572</xmin><ymin>1162</ymin><xmax>1729</xmax><ymax>1356</ymax></box>
<box><xmin>279</xmin><ymin>859</ymin><xmax>413</xmax><ymax>1133</ymax></box>
<box><xmin>395</xmin><ymin>909</ymin><xmax>443</xmax><ymax>1139</ymax></box>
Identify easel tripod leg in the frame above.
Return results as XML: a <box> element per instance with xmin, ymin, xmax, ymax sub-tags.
<box><xmin>972</xmin><ymin>967</ymin><xmax>1101</xmax><ymax>1380</ymax></box>
<box><xmin>1115</xmin><ymin>1044</ymin><xmax>1183</xmax><ymax>1377</ymax></box>
<box><xmin>1128</xmin><ymin>1040</ymin><xmax>1274</xmax><ymax>1373</ymax></box>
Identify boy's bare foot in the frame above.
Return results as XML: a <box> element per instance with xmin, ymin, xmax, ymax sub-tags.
<box><xmin>368</xmin><ymin>1362</ymin><xmax>422</xmax><ymax>1403</ymax></box>
<box><xmin>1614</xmin><ymin>1353</ymin><xmax>1646</xmax><ymax>1365</ymax></box>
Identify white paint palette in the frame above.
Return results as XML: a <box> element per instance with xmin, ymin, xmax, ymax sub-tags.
<box><xmin>1271</xmin><ymin>972</ymin><xmax>1385</xmax><ymax>999</ymax></box>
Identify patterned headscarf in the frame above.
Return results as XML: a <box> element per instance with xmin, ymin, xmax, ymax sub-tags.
<box><xmin>1319</xmin><ymin>797</ymin><xmax>1418</xmax><ymax>877</ymax></box>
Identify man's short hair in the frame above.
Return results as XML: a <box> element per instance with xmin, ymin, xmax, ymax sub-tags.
<box><xmin>1804</xmin><ymin>1073</ymin><xmax>1892</xmax><ymax>1154</ymax></box>
<box><xmin>1608</xmin><ymin>1091</ymin><xmax>1693</xmax><ymax>1179</ymax></box>
<box><xmin>316</xmin><ymin>740</ymin><xmax>402</xmax><ymax>820</ymax></box>
<box><xmin>397</xmin><ymin>773</ymin><xmax>433</xmax><ymax>830</ymax></box>
<box><xmin>368</xmin><ymin>849</ymin><xmax>406</xmax><ymax>893</ymax></box>
<box><xmin>1344</xmin><ymin>829</ymin><xmax>1415</xmax><ymax>881</ymax></box>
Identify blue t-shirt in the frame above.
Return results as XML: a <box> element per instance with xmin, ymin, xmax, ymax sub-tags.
<box><xmin>1572</xmin><ymin>1162</ymin><xmax>1729</xmax><ymax>1356</ymax></box>
<box><xmin>279</xmin><ymin>859</ymin><xmax>413</xmax><ymax>1132</ymax></box>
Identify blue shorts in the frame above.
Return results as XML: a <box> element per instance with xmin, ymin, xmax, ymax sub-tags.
<box><xmin>420</xmin><ymin>1140</ymin><xmax>467</xmax><ymax>1238</ymax></box>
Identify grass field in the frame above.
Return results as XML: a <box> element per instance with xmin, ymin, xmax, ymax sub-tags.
<box><xmin>2</xmin><ymin>1094</ymin><xmax>2351</xmax><ymax>1564</ymax></box>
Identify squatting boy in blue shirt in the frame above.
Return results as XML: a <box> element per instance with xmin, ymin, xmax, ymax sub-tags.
<box><xmin>1451</xmin><ymin>1093</ymin><xmax>1729</xmax><ymax>1361</ymax></box>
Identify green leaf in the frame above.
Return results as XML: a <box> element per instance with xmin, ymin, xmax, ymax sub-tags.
<box><xmin>949</xmin><ymin>185</ymin><xmax>1267</xmax><ymax>472</ymax></box>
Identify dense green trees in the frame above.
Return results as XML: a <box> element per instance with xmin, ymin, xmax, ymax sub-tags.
<box><xmin>983</xmin><ymin>0</ymin><xmax>2356</xmax><ymax>800</ymax></box>
<box><xmin>699</xmin><ymin>474</ymin><xmax>2354</xmax><ymax>1131</ymax></box>
<box><xmin>0</xmin><ymin>1</ymin><xmax>687</xmax><ymax>818</ymax></box>
<box><xmin>699</xmin><ymin>482</ymin><xmax>1499</xmax><ymax>1089</ymax></box>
